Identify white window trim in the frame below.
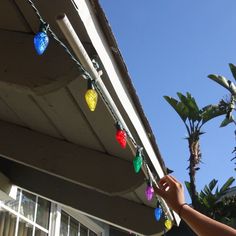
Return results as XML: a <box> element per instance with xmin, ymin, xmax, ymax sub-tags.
<box><xmin>0</xmin><ymin>191</ymin><xmax>50</xmax><ymax>234</ymax></box>
<box><xmin>48</xmin><ymin>203</ymin><xmax>61</xmax><ymax>236</ymax></box>
<box><xmin>61</xmin><ymin>206</ymin><xmax>105</xmax><ymax>236</ymax></box>
<box><xmin>1</xmin><ymin>186</ymin><xmax>106</xmax><ymax>236</ymax></box>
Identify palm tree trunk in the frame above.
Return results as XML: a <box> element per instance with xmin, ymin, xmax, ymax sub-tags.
<box><xmin>189</xmin><ymin>152</ymin><xmax>198</xmax><ymax>209</ymax></box>
<box><xmin>188</xmin><ymin>134</ymin><xmax>201</xmax><ymax>210</ymax></box>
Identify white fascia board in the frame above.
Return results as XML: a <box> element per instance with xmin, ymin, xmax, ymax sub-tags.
<box><xmin>74</xmin><ymin>0</ymin><xmax>180</xmax><ymax>225</ymax></box>
<box><xmin>75</xmin><ymin>0</ymin><xmax>164</xmax><ymax>179</ymax></box>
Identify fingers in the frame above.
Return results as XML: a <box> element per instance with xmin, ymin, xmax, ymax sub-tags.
<box><xmin>158</xmin><ymin>180</ymin><xmax>169</xmax><ymax>191</ymax></box>
<box><xmin>168</xmin><ymin>175</ymin><xmax>180</xmax><ymax>184</ymax></box>
<box><xmin>155</xmin><ymin>175</ymin><xmax>177</xmax><ymax>193</ymax></box>
<box><xmin>168</xmin><ymin>175</ymin><xmax>183</xmax><ymax>190</ymax></box>
<box><xmin>153</xmin><ymin>185</ymin><xmax>166</xmax><ymax>198</ymax></box>
<box><xmin>154</xmin><ymin>176</ymin><xmax>171</xmax><ymax>198</ymax></box>
<box><xmin>159</xmin><ymin>175</ymin><xmax>175</xmax><ymax>187</ymax></box>
<box><xmin>154</xmin><ymin>175</ymin><xmax>181</xmax><ymax>199</ymax></box>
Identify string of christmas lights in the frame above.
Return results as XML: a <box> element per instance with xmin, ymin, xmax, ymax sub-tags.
<box><xmin>27</xmin><ymin>0</ymin><xmax>173</xmax><ymax>232</ymax></box>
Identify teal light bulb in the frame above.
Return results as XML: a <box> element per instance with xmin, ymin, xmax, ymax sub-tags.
<box><xmin>133</xmin><ymin>154</ymin><xmax>143</xmax><ymax>173</ymax></box>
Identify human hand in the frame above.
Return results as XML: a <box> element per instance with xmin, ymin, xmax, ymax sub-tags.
<box><xmin>154</xmin><ymin>175</ymin><xmax>186</xmax><ymax>213</ymax></box>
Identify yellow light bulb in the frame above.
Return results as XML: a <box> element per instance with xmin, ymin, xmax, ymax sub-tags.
<box><xmin>164</xmin><ymin>219</ymin><xmax>172</xmax><ymax>230</ymax></box>
<box><xmin>85</xmin><ymin>89</ymin><xmax>98</xmax><ymax>111</ymax></box>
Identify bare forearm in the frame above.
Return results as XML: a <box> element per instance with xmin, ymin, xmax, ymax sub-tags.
<box><xmin>154</xmin><ymin>176</ymin><xmax>236</xmax><ymax>235</ymax></box>
<box><xmin>181</xmin><ymin>205</ymin><xmax>236</xmax><ymax>236</ymax></box>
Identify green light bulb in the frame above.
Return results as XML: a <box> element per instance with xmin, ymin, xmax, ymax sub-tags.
<box><xmin>133</xmin><ymin>153</ymin><xmax>143</xmax><ymax>173</ymax></box>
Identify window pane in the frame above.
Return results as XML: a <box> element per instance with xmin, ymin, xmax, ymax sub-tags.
<box><xmin>17</xmin><ymin>219</ymin><xmax>33</xmax><ymax>236</ymax></box>
<box><xmin>20</xmin><ymin>191</ymin><xmax>36</xmax><ymax>221</ymax></box>
<box><xmin>36</xmin><ymin>197</ymin><xmax>50</xmax><ymax>229</ymax></box>
<box><xmin>35</xmin><ymin>228</ymin><xmax>48</xmax><ymax>236</ymax></box>
<box><xmin>80</xmin><ymin>224</ymin><xmax>88</xmax><ymax>236</ymax></box>
<box><xmin>4</xmin><ymin>188</ymin><xmax>20</xmax><ymax>212</ymax></box>
<box><xmin>0</xmin><ymin>211</ymin><xmax>17</xmax><ymax>236</ymax></box>
<box><xmin>70</xmin><ymin>218</ymin><xmax>79</xmax><ymax>236</ymax></box>
<box><xmin>89</xmin><ymin>231</ymin><xmax>97</xmax><ymax>236</ymax></box>
<box><xmin>60</xmin><ymin>211</ymin><xmax>68</xmax><ymax>236</ymax></box>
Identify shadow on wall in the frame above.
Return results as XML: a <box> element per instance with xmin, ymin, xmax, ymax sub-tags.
<box><xmin>109</xmin><ymin>227</ymin><xmax>137</xmax><ymax>236</ymax></box>
<box><xmin>110</xmin><ymin>221</ymin><xmax>197</xmax><ymax>236</ymax></box>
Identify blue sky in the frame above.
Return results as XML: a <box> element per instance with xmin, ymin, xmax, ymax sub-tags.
<box><xmin>100</xmin><ymin>0</ymin><xmax>236</xmax><ymax>202</ymax></box>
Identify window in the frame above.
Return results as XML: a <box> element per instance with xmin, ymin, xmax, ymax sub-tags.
<box><xmin>80</xmin><ymin>224</ymin><xmax>88</xmax><ymax>236</ymax></box>
<box><xmin>69</xmin><ymin>218</ymin><xmax>79</xmax><ymax>236</ymax></box>
<box><xmin>20</xmin><ymin>191</ymin><xmax>36</xmax><ymax>221</ymax></box>
<box><xmin>0</xmin><ymin>188</ymin><xmax>103</xmax><ymax>236</ymax></box>
<box><xmin>89</xmin><ymin>231</ymin><xmax>97</xmax><ymax>236</ymax></box>
<box><xmin>36</xmin><ymin>197</ymin><xmax>51</xmax><ymax>229</ymax></box>
<box><xmin>0</xmin><ymin>210</ymin><xmax>17</xmax><ymax>235</ymax></box>
<box><xmin>0</xmin><ymin>188</ymin><xmax>51</xmax><ymax>236</ymax></box>
<box><xmin>59</xmin><ymin>211</ymin><xmax>98</xmax><ymax>236</ymax></box>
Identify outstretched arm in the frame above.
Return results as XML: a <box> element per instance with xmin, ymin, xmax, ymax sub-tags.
<box><xmin>154</xmin><ymin>175</ymin><xmax>236</xmax><ymax>236</ymax></box>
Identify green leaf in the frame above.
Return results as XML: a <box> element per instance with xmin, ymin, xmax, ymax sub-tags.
<box><xmin>201</xmin><ymin>104</ymin><xmax>227</xmax><ymax>124</ymax></box>
<box><xmin>208</xmin><ymin>74</ymin><xmax>230</xmax><ymax>90</ymax></box>
<box><xmin>199</xmin><ymin>191</ymin><xmax>206</xmax><ymax>199</ymax></box>
<box><xmin>208</xmin><ymin>179</ymin><xmax>218</xmax><ymax>192</ymax></box>
<box><xmin>208</xmin><ymin>74</ymin><xmax>236</xmax><ymax>96</ymax></box>
<box><xmin>219</xmin><ymin>177</ymin><xmax>235</xmax><ymax>194</ymax></box>
<box><xmin>186</xmin><ymin>92</ymin><xmax>200</xmax><ymax>112</ymax></box>
<box><xmin>202</xmin><ymin>197</ymin><xmax>210</xmax><ymax>208</ymax></box>
<box><xmin>164</xmin><ymin>96</ymin><xmax>188</xmax><ymax>122</ymax></box>
<box><xmin>229</xmin><ymin>63</ymin><xmax>236</xmax><ymax>82</ymax></box>
<box><xmin>177</xmin><ymin>92</ymin><xmax>201</xmax><ymax>121</ymax></box>
<box><xmin>220</xmin><ymin>116</ymin><xmax>234</xmax><ymax>127</ymax></box>
<box><xmin>203</xmin><ymin>185</ymin><xmax>212</xmax><ymax>196</ymax></box>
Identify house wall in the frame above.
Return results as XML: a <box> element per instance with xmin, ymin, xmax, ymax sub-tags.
<box><xmin>0</xmin><ymin>185</ymin><xmax>138</xmax><ymax>236</ymax></box>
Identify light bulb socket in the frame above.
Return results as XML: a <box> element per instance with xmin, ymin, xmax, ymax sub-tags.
<box><xmin>39</xmin><ymin>22</ymin><xmax>49</xmax><ymax>33</ymax></box>
<box><xmin>147</xmin><ymin>178</ymin><xmax>153</xmax><ymax>187</ymax></box>
<box><xmin>116</xmin><ymin>121</ymin><xmax>123</xmax><ymax>131</ymax></box>
<box><xmin>136</xmin><ymin>147</ymin><xmax>143</xmax><ymax>157</ymax></box>
<box><xmin>87</xmin><ymin>79</ymin><xmax>95</xmax><ymax>90</ymax></box>
<box><xmin>92</xmin><ymin>58</ymin><xmax>99</xmax><ymax>70</ymax></box>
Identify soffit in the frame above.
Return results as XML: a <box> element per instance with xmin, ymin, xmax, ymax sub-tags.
<box><xmin>0</xmin><ymin>0</ymin><xmax>172</xmax><ymax>234</ymax></box>
<box><xmin>0</xmin><ymin>0</ymin><xmax>147</xmax><ymax>198</ymax></box>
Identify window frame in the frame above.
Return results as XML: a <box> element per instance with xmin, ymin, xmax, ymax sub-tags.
<box><xmin>0</xmin><ymin>187</ymin><xmax>52</xmax><ymax>236</ymax></box>
<box><xmin>59</xmin><ymin>206</ymin><xmax>105</xmax><ymax>236</ymax></box>
<box><xmin>0</xmin><ymin>187</ymin><xmax>105</xmax><ymax>236</ymax></box>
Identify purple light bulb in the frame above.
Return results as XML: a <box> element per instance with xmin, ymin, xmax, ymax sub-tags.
<box><xmin>145</xmin><ymin>185</ymin><xmax>154</xmax><ymax>201</ymax></box>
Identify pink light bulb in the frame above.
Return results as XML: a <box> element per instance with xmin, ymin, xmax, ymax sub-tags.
<box><xmin>145</xmin><ymin>185</ymin><xmax>154</xmax><ymax>201</ymax></box>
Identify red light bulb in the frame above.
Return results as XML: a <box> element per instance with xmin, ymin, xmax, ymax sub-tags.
<box><xmin>115</xmin><ymin>122</ymin><xmax>127</xmax><ymax>148</ymax></box>
<box><xmin>116</xmin><ymin>129</ymin><xmax>127</xmax><ymax>148</ymax></box>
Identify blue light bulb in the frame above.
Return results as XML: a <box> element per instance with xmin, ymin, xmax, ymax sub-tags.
<box><xmin>34</xmin><ymin>31</ymin><xmax>49</xmax><ymax>55</ymax></box>
<box><xmin>154</xmin><ymin>207</ymin><xmax>162</xmax><ymax>221</ymax></box>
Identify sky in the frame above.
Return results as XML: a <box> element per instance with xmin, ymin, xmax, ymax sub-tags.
<box><xmin>100</xmin><ymin>0</ymin><xmax>236</xmax><ymax>202</ymax></box>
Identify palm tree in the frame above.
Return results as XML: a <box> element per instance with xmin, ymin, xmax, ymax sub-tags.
<box><xmin>186</xmin><ymin>177</ymin><xmax>236</xmax><ymax>227</ymax></box>
<box><xmin>208</xmin><ymin>63</ymin><xmax>236</xmax><ymax>170</ymax></box>
<box><xmin>164</xmin><ymin>92</ymin><xmax>228</xmax><ymax>209</ymax></box>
